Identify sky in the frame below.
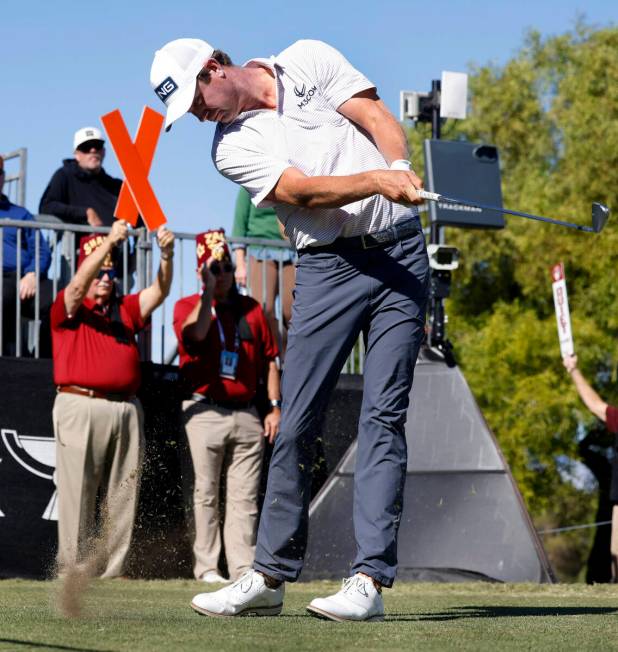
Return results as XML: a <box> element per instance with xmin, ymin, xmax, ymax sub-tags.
<box><xmin>2</xmin><ymin>0</ymin><xmax>616</xmax><ymax>360</ymax></box>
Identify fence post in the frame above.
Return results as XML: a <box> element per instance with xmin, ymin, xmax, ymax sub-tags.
<box><xmin>18</xmin><ymin>148</ymin><xmax>27</xmax><ymax>208</ymax></box>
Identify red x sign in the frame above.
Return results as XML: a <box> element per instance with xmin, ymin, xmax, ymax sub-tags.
<box><xmin>101</xmin><ymin>107</ymin><xmax>167</xmax><ymax>231</ymax></box>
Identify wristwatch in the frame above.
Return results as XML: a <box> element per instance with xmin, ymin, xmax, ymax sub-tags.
<box><xmin>269</xmin><ymin>399</ymin><xmax>282</xmax><ymax>409</ymax></box>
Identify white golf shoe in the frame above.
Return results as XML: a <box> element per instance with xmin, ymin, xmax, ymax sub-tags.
<box><xmin>191</xmin><ymin>570</ymin><xmax>284</xmax><ymax>617</ymax></box>
<box><xmin>307</xmin><ymin>573</ymin><xmax>385</xmax><ymax>622</ymax></box>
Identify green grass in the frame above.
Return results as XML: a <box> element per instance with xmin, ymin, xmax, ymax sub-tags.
<box><xmin>0</xmin><ymin>580</ymin><xmax>617</xmax><ymax>651</ymax></box>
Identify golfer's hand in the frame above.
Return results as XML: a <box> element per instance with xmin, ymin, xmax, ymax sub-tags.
<box><xmin>563</xmin><ymin>354</ymin><xmax>578</xmax><ymax>374</ymax></box>
<box><xmin>157</xmin><ymin>225</ymin><xmax>175</xmax><ymax>257</ymax></box>
<box><xmin>263</xmin><ymin>409</ymin><xmax>280</xmax><ymax>444</ymax></box>
<box><xmin>375</xmin><ymin>170</ymin><xmax>424</xmax><ymax>205</ymax></box>
<box><xmin>108</xmin><ymin>220</ymin><xmax>129</xmax><ymax>247</ymax></box>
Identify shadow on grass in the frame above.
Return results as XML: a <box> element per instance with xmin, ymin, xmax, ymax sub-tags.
<box><xmin>388</xmin><ymin>606</ymin><xmax>618</xmax><ymax>622</ymax></box>
<box><xmin>0</xmin><ymin>639</ymin><xmax>117</xmax><ymax>652</ymax></box>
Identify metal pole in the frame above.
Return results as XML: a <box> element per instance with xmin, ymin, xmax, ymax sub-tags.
<box><xmin>123</xmin><ymin>238</ymin><xmax>129</xmax><ymax>295</ymax></box>
<box><xmin>69</xmin><ymin>231</ymin><xmax>76</xmax><ymax>278</ymax></box>
<box><xmin>15</xmin><ymin>229</ymin><xmax>22</xmax><ymax>357</ymax></box>
<box><xmin>359</xmin><ymin>334</ymin><xmax>365</xmax><ymax>373</ymax></box>
<box><xmin>277</xmin><ymin>249</ymin><xmax>284</xmax><ymax>343</ymax></box>
<box><xmin>18</xmin><ymin>148</ymin><xmax>27</xmax><ymax>208</ymax></box>
<box><xmin>246</xmin><ymin>246</ymin><xmax>252</xmax><ymax>297</ymax></box>
<box><xmin>51</xmin><ymin>230</ymin><xmax>58</xmax><ymax>300</ymax></box>
<box><xmin>34</xmin><ymin>230</ymin><xmax>40</xmax><ymax>358</ymax></box>
<box><xmin>261</xmin><ymin>253</ymin><xmax>267</xmax><ymax>310</ymax></box>
<box><xmin>427</xmin><ymin>78</ymin><xmax>449</xmax><ymax>356</ymax></box>
<box><xmin>429</xmin><ymin>79</ymin><xmax>441</xmax><ymax>246</ymax></box>
<box><xmin>161</xmin><ymin>295</ymin><xmax>166</xmax><ymax>364</ymax></box>
<box><xmin>143</xmin><ymin>232</ymin><xmax>154</xmax><ymax>361</ymax></box>
<box><xmin>179</xmin><ymin>237</ymin><xmax>184</xmax><ymax>298</ymax></box>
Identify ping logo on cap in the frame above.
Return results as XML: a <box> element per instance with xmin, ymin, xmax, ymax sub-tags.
<box><xmin>155</xmin><ymin>76</ymin><xmax>179</xmax><ymax>104</ymax></box>
<box><xmin>85</xmin><ymin>129</ymin><xmax>95</xmax><ymax>137</ymax></box>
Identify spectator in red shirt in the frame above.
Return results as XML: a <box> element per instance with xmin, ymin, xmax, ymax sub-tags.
<box><xmin>174</xmin><ymin>229</ymin><xmax>280</xmax><ymax>584</ymax></box>
<box><xmin>51</xmin><ymin>220</ymin><xmax>174</xmax><ymax>578</ymax></box>
<box><xmin>563</xmin><ymin>354</ymin><xmax>618</xmax><ymax>582</ymax></box>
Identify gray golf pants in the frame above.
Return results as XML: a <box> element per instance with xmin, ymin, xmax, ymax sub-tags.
<box><xmin>254</xmin><ymin>228</ymin><xmax>429</xmax><ymax>587</ymax></box>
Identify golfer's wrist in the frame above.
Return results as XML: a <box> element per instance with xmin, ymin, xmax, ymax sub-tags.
<box><xmin>390</xmin><ymin>159</ymin><xmax>412</xmax><ymax>171</ymax></box>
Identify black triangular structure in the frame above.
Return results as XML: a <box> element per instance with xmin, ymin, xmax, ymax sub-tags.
<box><xmin>303</xmin><ymin>352</ymin><xmax>555</xmax><ymax>583</ymax></box>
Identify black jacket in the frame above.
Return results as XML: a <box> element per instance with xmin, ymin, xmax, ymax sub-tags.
<box><xmin>39</xmin><ymin>159</ymin><xmax>122</xmax><ymax>226</ymax></box>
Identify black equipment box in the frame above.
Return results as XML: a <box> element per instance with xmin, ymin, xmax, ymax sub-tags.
<box><xmin>423</xmin><ymin>139</ymin><xmax>505</xmax><ymax>229</ymax></box>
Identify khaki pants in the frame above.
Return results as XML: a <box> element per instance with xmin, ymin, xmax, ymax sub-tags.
<box><xmin>53</xmin><ymin>392</ymin><xmax>144</xmax><ymax>578</ymax></box>
<box><xmin>183</xmin><ymin>400</ymin><xmax>264</xmax><ymax>580</ymax></box>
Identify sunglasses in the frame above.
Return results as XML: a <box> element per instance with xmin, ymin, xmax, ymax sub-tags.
<box><xmin>77</xmin><ymin>140</ymin><xmax>104</xmax><ymax>153</ymax></box>
<box><xmin>210</xmin><ymin>262</ymin><xmax>234</xmax><ymax>276</ymax></box>
<box><xmin>97</xmin><ymin>268</ymin><xmax>116</xmax><ymax>280</ymax></box>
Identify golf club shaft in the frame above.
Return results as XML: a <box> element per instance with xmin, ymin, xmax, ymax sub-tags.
<box><xmin>417</xmin><ymin>190</ymin><xmax>593</xmax><ymax>232</ymax></box>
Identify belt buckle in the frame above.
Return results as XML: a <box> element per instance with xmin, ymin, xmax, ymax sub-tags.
<box><xmin>361</xmin><ymin>227</ymin><xmax>393</xmax><ymax>250</ymax></box>
<box><xmin>360</xmin><ymin>234</ymin><xmax>373</xmax><ymax>249</ymax></box>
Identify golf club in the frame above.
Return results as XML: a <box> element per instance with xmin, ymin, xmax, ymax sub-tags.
<box><xmin>416</xmin><ymin>190</ymin><xmax>610</xmax><ymax>233</ymax></box>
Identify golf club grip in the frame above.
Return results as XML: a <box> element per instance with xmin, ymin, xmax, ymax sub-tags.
<box><xmin>417</xmin><ymin>190</ymin><xmax>441</xmax><ymax>202</ymax></box>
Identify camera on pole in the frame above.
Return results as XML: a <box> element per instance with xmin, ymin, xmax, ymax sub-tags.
<box><xmin>427</xmin><ymin>245</ymin><xmax>460</xmax><ymax>304</ymax></box>
<box><xmin>401</xmin><ymin>71</ymin><xmax>505</xmax><ymax>364</ymax></box>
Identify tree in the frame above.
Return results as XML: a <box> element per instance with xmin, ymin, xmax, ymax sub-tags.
<box><xmin>407</xmin><ymin>23</ymin><xmax>618</xmax><ymax>580</ymax></box>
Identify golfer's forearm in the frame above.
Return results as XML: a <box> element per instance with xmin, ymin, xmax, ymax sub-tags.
<box><xmin>338</xmin><ymin>93</ymin><xmax>409</xmax><ymax>165</ymax></box>
<box><xmin>275</xmin><ymin>170</ymin><xmax>381</xmax><ymax>209</ymax></box>
<box><xmin>367</xmin><ymin>111</ymin><xmax>409</xmax><ymax>166</ymax></box>
<box><xmin>570</xmin><ymin>369</ymin><xmax>608</xmax><ymax>421</ymax></box>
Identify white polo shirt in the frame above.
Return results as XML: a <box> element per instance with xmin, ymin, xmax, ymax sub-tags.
<box><xmin>212</xmin><ymin>39</ymin><xmax>419</xmax><ymax>250</ymax></box>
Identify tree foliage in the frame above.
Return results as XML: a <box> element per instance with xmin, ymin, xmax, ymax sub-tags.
<box><xmin>407</xmin><ymin>23</ymin><xmax>618</xmax><ymax>578</ymax></box>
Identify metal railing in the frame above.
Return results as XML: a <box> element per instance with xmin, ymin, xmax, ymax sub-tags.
<box><xmin>1</xmin><ymin>218</ymin><xmax>365</xmax><ymax>372</ymax></box>
<box><xmin>1</xmin><ymin>149</ymin><xmax>27</xmax><ymax>207</ymax></box>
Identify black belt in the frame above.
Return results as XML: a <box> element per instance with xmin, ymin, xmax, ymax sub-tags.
<box><xmin>191</xmin><ymin>393</ymin><xmax>254</xmax><ymax>410</ymax></box>
<box><xmin>299</xmin><ymin>220</ymin><xmax>421</xmax><ymax>254</ymax></box>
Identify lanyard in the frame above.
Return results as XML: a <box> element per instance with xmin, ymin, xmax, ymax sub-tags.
<box><xmin>211</xmin><ymin>306</ymin><xmax>240</xmax><ymax>352</ymax></box>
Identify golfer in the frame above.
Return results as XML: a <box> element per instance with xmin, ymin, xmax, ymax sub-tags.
<box><xmin>150</xmin><ymin>37</ymin><xmax>429</xmax><ymax>622</ymax></box>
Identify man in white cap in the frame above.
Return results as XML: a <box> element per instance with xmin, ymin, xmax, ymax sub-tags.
<box><xmin>150</xmin><ymin>37</ymin><xmax>428</xmax><ymax>623</ymax></box>
<box><xmin>40</xmin><ymin>127</ymin><xmax>122</xmax><ymax>229</ymax></box>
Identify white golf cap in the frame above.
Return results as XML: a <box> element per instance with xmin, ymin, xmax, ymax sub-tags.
<box><xmin>73</xmin><ymin>127</ymin><xmax>104</xmax><ymax>150</ymax></box>
<box><xmin>150</xmin><ymin>38</ymin><xmax>215</xmax><ymax>130</ymax></box>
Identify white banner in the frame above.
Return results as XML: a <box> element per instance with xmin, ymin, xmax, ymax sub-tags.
<box><xmin>551</xmin><ymin>262</ymin><xmax>574</xmax><ymax>357</ymax></box>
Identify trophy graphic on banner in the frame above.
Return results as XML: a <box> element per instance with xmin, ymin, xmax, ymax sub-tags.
<box><xmin>1</xmin><ymin>429</ymin><xmax>57</xmax><ymax>520</ymax></box>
